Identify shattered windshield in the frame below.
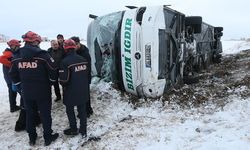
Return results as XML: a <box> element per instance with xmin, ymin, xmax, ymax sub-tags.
<box><xmin>88</xmin><ymin>11</ymin><xmax>124</xmax><ymax>82</ymax></box>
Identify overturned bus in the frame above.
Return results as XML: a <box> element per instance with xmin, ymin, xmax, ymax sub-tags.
<box><xmin>87</xmin><ymin>5</ymin><xmax>223</xmax><ymax>98</ymax></box>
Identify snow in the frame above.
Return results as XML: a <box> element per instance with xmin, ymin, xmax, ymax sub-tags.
<box><xmin>222</xmin><ymin>40</ymin><xmax>250</xmax><ymax>55</ymax></box>
<box><xmin>0</xmin><ymin>41</ymin><xmax>250</xmax><ymax>149</ymax></box>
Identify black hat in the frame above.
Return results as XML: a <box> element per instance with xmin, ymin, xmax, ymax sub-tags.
<box><xmin>57</xmin><ymin>34</ymin><xmax>64</xmax><ymax>39</ymax></box>
<box><xmin>70</xmin><ymin>36</ymin><xmax>80</xmax><ymax>43</ymax></box>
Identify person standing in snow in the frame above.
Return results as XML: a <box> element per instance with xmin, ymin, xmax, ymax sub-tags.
<box><xmin>47</xmin><ymin>40</ymin><xmax>65</xmax><ymax>102</ymax></box>
<box><xmin>0</xmin><ymin>39</ymin><xmax>21</xmax><ymax>112</ymax></box>
<box><xmin>9</xmin><ymin>31</ymin><xmax>59</xmax><ymax>146</ymax></box>
<box><xmin>57</xmin><ymin>34</ymin><xmax>65</xmax><ymax>50</ymax></box>
<box><xmin>71</xmin><ymin>36</ymin><xmax>93</xmax><ymax>117</ymax></box>
<box><xmin>59</xmin><ymin>39</ymin><xmax>89</xmax><ymax>137</ymax></box>
<box><xmin>0</xmin><ymin>39</ymin><xmax>41</xmax><ymax>132</ymax></box>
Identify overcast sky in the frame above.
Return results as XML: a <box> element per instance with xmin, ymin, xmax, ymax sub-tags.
<box><xmin>0</xmin><ymin>0</ymin><xmax>249</xmax><ymax>40</ymax></box>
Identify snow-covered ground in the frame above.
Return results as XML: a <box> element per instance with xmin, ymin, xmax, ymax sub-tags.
<box><xmin>222</xmin><ymin>40</ymin><xmax>250</xmax><ymax>55</ymax></box>
<box><xmin>0</xmin><ymin>41</ymin><xmax>250</xmax><ymax>149</ymax></box>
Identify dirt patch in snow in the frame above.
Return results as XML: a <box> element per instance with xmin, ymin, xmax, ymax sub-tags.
<box><xmin>161</xmin><ymin>49</ymin><xmax>250</xmax><ymax>109</ymax></box>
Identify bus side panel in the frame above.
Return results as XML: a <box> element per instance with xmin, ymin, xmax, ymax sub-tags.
<box><xmin>194</xmin><ymin>23</ymin><xmax>215</xmax><ymax>69</ymax></box>
<box><xmin>121</xmin><ymin>9</ymin><xmax>139</xmax><ymax>95</ymax></box>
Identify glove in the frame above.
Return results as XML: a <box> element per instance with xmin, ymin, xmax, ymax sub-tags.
<box><xmin>12</xmin><ymin>84</ymin><xmax>21</xmax><ymax>93</ymax></box>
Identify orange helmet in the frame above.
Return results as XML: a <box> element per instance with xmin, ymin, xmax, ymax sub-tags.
<box><xmin>22</xmin><ymin>31</ymin><xmax>42</xmax><ymax>43</ymax></box>
<box><xmin>7</xmin><ymin>39</ymin><xmax>21</xmax><ymax>47</ymax></box>
<box><xmin>63</xmin><ymin>39</ymin><xmax>76</xmax><ymax>50</ymax></box>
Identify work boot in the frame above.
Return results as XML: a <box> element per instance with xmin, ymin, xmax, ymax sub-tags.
<box><xmin>29</xmin><ymin>133</ymin><xmax>37</xmax><ymax>146</ymax></box>
<box><xmin>10</xmin><ymin>106</ymin><xmax>20</xmax><ymax>113</ymax></box>
<box><xmin>79</xmin><ymin>129</ymin><xmax>87</xmax><ymax>138</ymax></box>
<box><xmin>44</xmin><ymin>133</ymin><xmax>59</xmax><ymax>146</ymax></box>
<box><xmin>63</xmin><ymin>128</ymin><xmax>78</xmax><ymax>136</ymax></box>
<box><xmin>81</xmin><ymin>133</ymin><xmax>87</xmax><ymax>138</ymax></box>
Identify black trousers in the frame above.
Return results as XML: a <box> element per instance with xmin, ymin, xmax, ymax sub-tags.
<box><xmin>24</xmin><ymin>99</ymin><xmax>53</xmax><ymax>137</ymax></box>
<box><xmin>66</xmin><ymin>104</ymin><xmax>87</xmax><ymax>134</ymax></box>
<box><xmin>7</xmin><ymin>84</ymin><xmax>17</xmax><ymax>110</ymax></box>
<box><xmin>52</xmin><ymin>81</ymin><xmax>61</xmax><ymax>98</ymax></box>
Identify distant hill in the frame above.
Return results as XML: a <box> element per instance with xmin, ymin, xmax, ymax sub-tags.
<box><xmin>227</xmin><ymin>37</ymin><xmax>250</xmax><ymax>41</ymax></box>
<box><xmin>0</xmin><ymin>34</ymin><xmax>9</xmax><ymax>42</ymax></box>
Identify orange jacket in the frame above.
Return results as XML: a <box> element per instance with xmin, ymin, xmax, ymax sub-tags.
<box><xmin>0</xmin><ymin>49</ymin><xmax>13</xmax><ymax>67</ymax></box>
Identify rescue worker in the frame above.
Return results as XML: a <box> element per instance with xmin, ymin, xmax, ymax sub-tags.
<box><xmin>0</xmin><ymin>39</ymin><xmax>21</xmax><ymax>112</ymax></box>
<box><xmin>48</xmin><ymin>40</ymin><xmax>65</xmax><ymax>101</ymax></box>
<box><xmin>59</xmin><ymin>39</ymin><xmax>88</xmax><ymax>137</ymax></box>
<box><xmin>71</xmin><ymin>36</ymin><xmax>93</xmax><ymax>117</ymax></box>
<box><xmin>9</xmin><ymin>31</ymin><xmax>59</xmax><ymax>146</ymax></box>
<box><xmin>0</xmin><ymin>40</ymin><xmax>40</xmax><ymax>131</ymax></box>
<box><xmin>57</xmin><ymin>34</ymin><xmax>64</xmax><ymax>49</ymax></box>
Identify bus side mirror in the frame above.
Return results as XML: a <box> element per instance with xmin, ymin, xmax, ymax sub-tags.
<box><xmin>89</xmin><ymin>14</ymin><xmax>98</xmax><ymax>19</ymax></box>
